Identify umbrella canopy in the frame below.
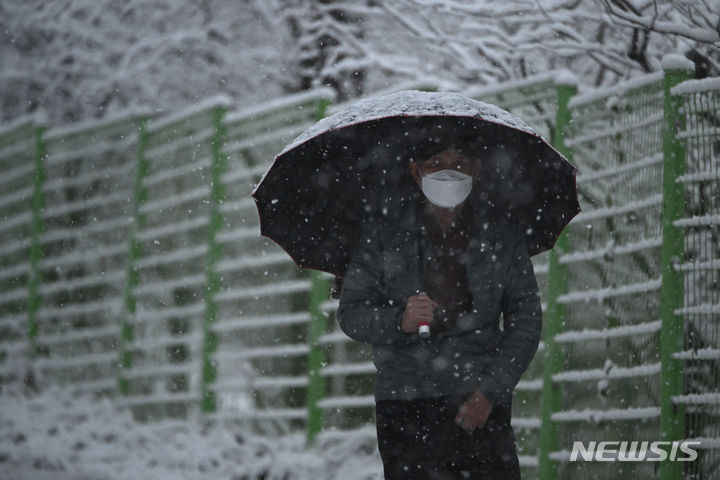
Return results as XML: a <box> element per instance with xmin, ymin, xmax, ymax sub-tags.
<box><xmin>252</xmin><ymin>90</ymin><xmax>581</xmax><ymax>277</ymax></box>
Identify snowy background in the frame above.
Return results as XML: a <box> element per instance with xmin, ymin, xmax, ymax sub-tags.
<box><xmin>1</xmin><ymin>0</ymin><xmax>718</xmax><ymax>125</ymax></box>
<box><xmin>1</xmin><ymin>2</ymin><xmax>719</xmax><ymax>479</ymax></box>
<box><xmin>1</xmin><ymin>384</ymin><xmax>383</xmax><ymax>480</ymax></box>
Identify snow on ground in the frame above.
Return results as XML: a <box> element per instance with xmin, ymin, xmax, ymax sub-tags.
<box><xmin>0</xmin><ymin>387</ymin><xmax>383</xmax><ymax>480</ymax></box>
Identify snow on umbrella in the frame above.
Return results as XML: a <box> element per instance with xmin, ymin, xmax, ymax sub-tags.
<box><xmin>252</xmin><ymin>90</ymin><xmax>581</xmax><ymax>277</ymax></box>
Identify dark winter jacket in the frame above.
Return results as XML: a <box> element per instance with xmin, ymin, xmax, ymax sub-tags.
<box><xmin>337</xmin><ymin>197</ymin><xmax>542</xmax><ymax>407</ymax></box>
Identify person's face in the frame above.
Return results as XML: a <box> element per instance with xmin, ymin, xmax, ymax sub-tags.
<box><xmin>409</xmin><ymin>149</ymin><xmax>476</xmax><ymax>186</ymax></box>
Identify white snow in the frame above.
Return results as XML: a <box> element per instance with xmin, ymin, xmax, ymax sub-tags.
<box><xmin>575</xmin><ymin>153</ymin><xmax>663</xmax><ymax>184</ymax></box>
<box><xmin>212</xmin><ymin>312</ymin><xmax>311</xmax><ymax>332</ymax></box>
<box><xmin>672</xmin><ymin>77</ymin><xmax>720</xmax><ymax>95</ymax></box>
<box><xmin>40</xmin><ymin>217</ymin><xmax>132</xmax><ymax>243</ymax></box>
<box><xmin>143</xmin><ymin>158</ymin><xmax>212</xmax><ymax>187</ymax></box>
<box><xmin>226</xmin><ymin>87</ymin><xmax>336</xmax><ymax>124</ymax></box>
<box><xmin>137</xmin><ymin>303</ymin><xmax>205</xmax><ymax>323</ymax></box>
<box><xmin>276</xmin><ymin>90</ymin><xmax>544</xmax><ymax>158</ymax></box>
<box><xmin>217</xmin><ymin>251</ymin><xmax>293</xmax><ymax>272</ymax></box>
<box><xmin>677</xmin><ymin>126</ymin><xmax>720</xmax><ymax>140</ymax></box>
<box><xmin>0</xmin><ymin>186</ymin><xmax>33</xmax><ymax>209</ymax></box>
<box><xmin>42</xmin><ymin>107</ymin><xmax>149</xmax><ymax>141</ymax></box>
<box><xmin>553</xmin><ymin>69</ymin><xmax>580</xmax><ymax>87</ymax></box>
<box><xmin>464</xmin><ymin>71</ymin><xmax>558</xmax><ymax>98</ymax></box>
<box><xmin>45</xmin><ymin>136</ymin><xmax>138</xmax><ymax>166</ymax></box>
<box><xmin>559</xmin><ymin>237</ymin><xmax>662</xmax><ymax>265</ymax></box>
<box><xmin>0</xmin><ymin>163</ymin><xmax>35</xmax><ymax>188</ymax></box>
<box><xmin>42</xmin><ymin>190</ymin><xmax>130</xmax><ymax>218</ymax></box>
<box><xmin>35</xmin><ymin>299</ymin><xmax>123</xmax><ymax>321</ymax></box>
<box><xmin>0</xmin><ymin>212</ymin><xmax>32</xmax><ymax>232</ymax></box>
<box><xmin>0</xmin><ymin>115</ymin><xmax>38</xmax><ymax>137</ymax></box>
<box><xmin>552</xmin><ymin>362</ymin><xmax>660</xmax><ymax>383</ymax></box>
<box><xmin>554</xmin><ymin>320</ymin><xmax>661</xmax><ymax>343</ymax></box>
<box><xmin>144</xmin><ymin>131</ymin><xmax>215</xmax><ymax>158</ymax></box>
<box><xmin>565</xmin><ymin>111</ymin><xmax>663</xmax><ymax>147</ymax></box>
<box><xmin>321</xmin><ymin>361</ymin><xmax>376</xmax><ymax>377</ymax></box>
<box><xmin>319</xmin><ymin>331</ymin><xmax>355</xmax><ymax>345</ymax></box>
<box><xmin>551</xmin><ymin>406</ymin><xmax>660</xmax><ymax>423</ymax></box>
<box><xmin>515</xmin><ymin>379</ymin><xmax>543</xmax><ymax>391</ymax></box>
<box><xmin>568</xmin><ymin>72</ymin><xmax>664</xmax><ymax>108</ymax></box>
<box><xmin>569</xmin><ymin>194</ymin><xmax>663</xmax><ymax>222</ymax></box>
<box><xmin>214</xmin><ymin>280</ymin><xmax>311</xmax><ymax>302</ymax></box>
<box><xmin>44</xmin><ymin>161</ymin><xmax>135</xmax><ymax>191</ymax></box>
<box><xmin>218</xmin><ymin>197</ymin><xmax>256</xmax><ymax>214</ymax></box>
<box><xmin>147</xmin><ymin>95</ymin><xmax>233</xmax><ymax>132</ymax></box>
<box><xmin>0</xmin><ymin>238</ymin><xmax>32</xmax><ymax>258</ymax></box>
<box><xmin>558</xmin><ymin>278</ymin><xmax>662</xmax><ymax>304</ymax></box>
<box><xmin>685</xmin><ymin>438</ymin><xmax>720</xmax><ymax>450</ymax></box>
<box><xmin>133</xmin><ymin>274</ymin><xmax>206</xmax><ymax>297</ymax></box>
<box><xmin>675</xmin><ymin>304</ymin><xmax>720</xmax><ymax>316</ymax></box>
<box><xmin>40</xmin><ymin>271</ymin><xmax>125</xmax><ymax>296</ymax></box>
<box><xmin>318</xmin><ymin>395</ymin><xmax>375</xmax><ymax>409</ymax></box>
<box><xmin>673</xmin><ymin>347</ymin><xmax>720</xmax><ymax>360</ymax></box>
<box><xmin>138</xmin><ymin>245</ymin><xmax>208</xmax><ymax>269</ymax></box>
<box><xmin>660</xmin><ymin>54</ymin><xmax>696</xmax><ymax>72</ymax></box>
<box><xmin>674</xmin><ymin>214</ymin><xmax>720</xmax><ymax>228</ymax></box>
<box><xmin>138</xmin><ymin>186</ymin><xmax>210</xmax><ymax>214</ymax></box>
<box><xmin>137</xmin><ymin>217</ymin><xmax>210</xmax><ymax>242</ymax></box>
<box><xmin>672</xmin><ymin>393</ymin><xmax>720</xmax><ymax>405</ymax></box>
<box><xmin>511</xmin><ymin>417</ymin><xmax>541</xmax><ymax>430</ymax></box>
<box><xmin>217</xmin><ymin>344</ymin><xmax>310</xmax><ymax>362</ymax></box>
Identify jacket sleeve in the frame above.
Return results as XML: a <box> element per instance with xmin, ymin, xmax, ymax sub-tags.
<box><xmin>337</xmin><ymin>225</ymin><xmax>416</xmax><ymax>346</ymax></box>
<box><xmin>476</xmin><ymin>227</ymin><xmax>542</xmax><ymax>407</ymax></box>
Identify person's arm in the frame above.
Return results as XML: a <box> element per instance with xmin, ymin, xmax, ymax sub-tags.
<box><xmin>337</xmin><ymin>226</ymin><xmax>417</xmax><ymax>346</ymax></box>
<box><xmin>475</xmin><ymin>226</ymin><xmax>543</xmax><ymax>407</ymax></box>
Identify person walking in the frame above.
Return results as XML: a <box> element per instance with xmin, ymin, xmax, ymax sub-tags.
<box><xmin>253</xmin><ymin>89</ymin><xmax>579</xmax><ymax>479</ymax></box>
<box><xmin>337</xmin><ymin>143</ymin><xmax>542</xmax><ymax>479</ymax></box>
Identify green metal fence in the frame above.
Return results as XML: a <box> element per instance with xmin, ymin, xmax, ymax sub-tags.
<box><xmin>0</xmin><ymin>65</ymin><xmax>718</xmax><ymax>479</ymax></box>
<box><xmin>672</xmin><ymin>75</ymin><xmax>720</xmax><ymax>480</ymax></box>
<box><xmin>0</xmin><ymin>117</ymin><xmax>38</xmax><ymax>385</ymax></box>
<box><xmin>550</xmin><ymin>68</ymin><xmax>668</xmax><ymax>480</ymax></box>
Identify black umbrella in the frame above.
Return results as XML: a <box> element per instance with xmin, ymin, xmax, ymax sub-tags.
<box><xmin>252</xmin><ymin>90</ymin><xmax>581</xmax><ymax>277</ymax></box>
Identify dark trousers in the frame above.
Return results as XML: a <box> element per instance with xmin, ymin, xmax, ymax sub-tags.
<box><xmin>375</xmin><ymin>395</ymin><xmax>521</xmax><ymax>480</ymax></box>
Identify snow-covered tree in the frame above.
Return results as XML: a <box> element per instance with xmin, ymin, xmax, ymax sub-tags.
<box><xmin>278</xmin><ymin>0</ymin><xmax>369</xmax><ymax>100</ymax></box>
<box><xmin>0</xmin><ymin>0</ymin><xmax>717</xmax><ymax>125</ymax></box>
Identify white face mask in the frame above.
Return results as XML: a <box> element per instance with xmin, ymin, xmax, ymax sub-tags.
<box><xmin>420</xmin><ymin>169</ymin><xmax>473</xmax><ymax>208</ymax></box>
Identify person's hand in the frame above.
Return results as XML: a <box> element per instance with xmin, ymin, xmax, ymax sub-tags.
<box><xmin>401</xmin><ymin>294</ymin><xmax>438</xmax><ymax>333</ymax></box>
<box><xmin>455</xmin><ymin>390</ymin><xmax>493</xmax><ymax>432</ymax></box>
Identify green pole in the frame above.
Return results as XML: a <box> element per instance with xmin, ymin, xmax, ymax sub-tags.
<box><xmin>306</xmin><ymin>270</ymin><xmax>329</xmax><ymax>445</ymax></box>
<box><xmin>305</xmin><ymin>95</ymin><xmax>333</xmax><ymax>444</ymax></box>
<box><xmin>118</xmin><ymin>117</ymin><xmax>150</xmax><ymax>397</ymax></box>
<box><xmin>538</xmin><ymin>80</ymin><xmax>577</xmax><ymax>480</ymax></box>
<box><xmin>27</xmin><ymin>125</ymin><xmax>46</xmax><ymax>352</ymax></box>
<box><xmin>314</xmin><ymin>97</ymin><xmax>332</xmax><ymax>122</ymax></box>
<box><xmin>200</xmin><ymin>106</ymin><xmax>228</xmax><ymax>414</ymax></box>
<box><xmin>658</xmin><ymin>58</ymin><xmax>692</xmax><ymax>480</ymax></box>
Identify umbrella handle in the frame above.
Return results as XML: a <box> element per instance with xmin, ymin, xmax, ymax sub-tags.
<box><xmin>416</xmin><ymin>290</ymin><xmax>431</xmax><ymax>338</ymax></box>
<box><xmin>418</xmin><ymin>321</ymin><xmax>431</xmax><ymax>338</ymax></box>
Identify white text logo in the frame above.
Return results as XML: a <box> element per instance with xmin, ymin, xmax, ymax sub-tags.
<box><xmin>569</xmin><ymin>441</ymin><xmax>700</xmax><ymax>462</ymax></box>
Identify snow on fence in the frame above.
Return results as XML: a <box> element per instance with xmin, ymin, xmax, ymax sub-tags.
<box><xmin>540</xmin><ymin>68</ymin><xmax>669</xmax><ymax>480</ymax></box>
<box><xmin>472</xmin><ymin>72</ymin><xmax>561</xmax><ymax>474</ymax></box>
<box><xmin>671</xmin><ymin>75</ymin><xmax>720</xmax><ymax>480</ymax></box>
<box><xmin>0</xmin><ymin>63</ymin><xmax>718</xmax><ymax>480</ymax></box>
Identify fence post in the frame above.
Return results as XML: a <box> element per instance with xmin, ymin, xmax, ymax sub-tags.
<box><xmin>118</xmin><ymin>117</ymin><xmax>150</xmax><ymax>396</ymax></box>
<box><xmin>658</xmin><ymin>55</ymin><xmax>693</xmax><ymax>480</ymax></box>
<box><xmin>27</xmin><ymin>125</ymin><xmax>46</xmax><ymax>353</ymax></box>
<box><xmin>306</xmin><ymin>270</ymin><xmax>329</xmax><ymax>444</ymax></box>
<box><xmin>305</xmin><ymin>96</ymin><xmax>333</xmax><ymax>444</ymax></box>
<box><xmin>200</xmin><ymin>106</ymin><xmax>228</xmax><ymax>414</ymax></box>
<box><xmin>538</xmin><ymin>78</ymin><xmax>576</xmax><ymax>480</ymax></box>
